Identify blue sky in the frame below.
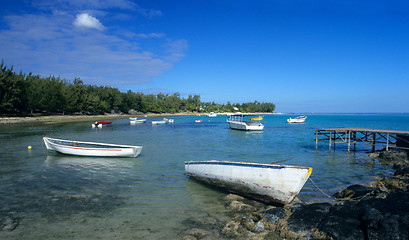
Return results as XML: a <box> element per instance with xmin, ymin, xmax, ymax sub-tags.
<box><xmin>1</xmin><ymin>0</ymin><xmax>408</xmax><ymax>113</ymax></box>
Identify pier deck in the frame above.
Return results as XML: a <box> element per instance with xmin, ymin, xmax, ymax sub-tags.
<box><xmin>315</xmin><ymin>128</ymin><xmax>409</xmax><ymax>152</ymax></box>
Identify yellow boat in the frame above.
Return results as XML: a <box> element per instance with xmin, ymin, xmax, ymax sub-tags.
<box><xmin>250</xmin><ymin>116</ymin><xmax>263</xmax><ymax>121</ymax></box>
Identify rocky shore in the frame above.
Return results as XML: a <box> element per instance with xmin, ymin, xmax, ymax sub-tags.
<box><xmin>182</xmin><ymin>149</ymin><xmax>409</xmax><ymax>240</ymax></box>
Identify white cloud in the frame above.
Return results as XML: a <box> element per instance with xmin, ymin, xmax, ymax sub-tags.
<box><xmin>137</xmin><ymin>33</ymin><xmax>165</xmax><ymax>38</ymax></box>
<box><xmin>0</xmin><ymin>9</ymin><xmax>187</xmax><ymax>87</ymax></box>
<box><xmin>73</xmin><ymin>13</ymin><xmax>104</xmax><ymax>30</ymax></box>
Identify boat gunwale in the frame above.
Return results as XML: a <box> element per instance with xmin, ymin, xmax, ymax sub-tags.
<box><xmin>184</xmin><ymin>160</ymin><xmax>311</xmax><ymax>171</ymax></box>
<box><xmin>44</xmin><ymin>137</ymin><xmax>142</xmax><ymax>150</ymax></box>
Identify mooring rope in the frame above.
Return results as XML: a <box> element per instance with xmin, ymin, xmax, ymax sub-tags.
<box><xmin>309</xmin><ymin>178</ymin><xmax>333</xmax><ymax>199</ymax></box>
<box><xmin>271</xmin><ymin>158</ymin><xmax>293</xmax><ymax>164</ymax></box>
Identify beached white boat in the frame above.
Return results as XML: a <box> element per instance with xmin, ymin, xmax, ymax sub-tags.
<box><xmin>185</xmin><ymin>160</ymin><xmax>312</xmax><ymax>205</ymax></box>
<box><xmin>130</xmin><ymin>117</ymin><xmax>146</xmax><ymax>124</ymax></box>
<box><xmin>207</xmin><ymin>112</ymin><xmax>217</xmax><ymax>117</ymax></box>
<box><xmin>152</xmin><ymin>120</ymin><xmax>167</xmax><ymax>125</ymax></box>
<box><xmin>287</xmin><ymin>116</ymin><xmax>307</xmax><ymax>123</ymax></box>
<box><xmin>43</xmin><ymin>137</ymin><xmax>142</xmax><ymax>157</ymax></box>
<box><xmin>226</xmin><ymin>114</ymin><xmax>264</xmax><ymax>131</ymax></box>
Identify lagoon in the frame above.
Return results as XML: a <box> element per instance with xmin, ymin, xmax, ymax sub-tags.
<box><xmin>0</xmin><ymin>114</ymin><xmax>408</xmax><ymax>239</ymax></box>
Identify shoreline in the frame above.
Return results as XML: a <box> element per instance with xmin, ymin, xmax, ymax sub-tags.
<box><xmin>0</xmin><ymin>112</ymin><xmax>284</xmax><ymax>125</ymax></box>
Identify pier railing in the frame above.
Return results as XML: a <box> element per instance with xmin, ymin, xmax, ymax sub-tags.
<box><xmin>315</xmin><ymin>128</ymin><xmax>409</xmax><ymax>152</ymax></box>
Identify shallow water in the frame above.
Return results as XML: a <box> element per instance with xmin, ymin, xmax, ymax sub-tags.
<box><xmin>0</xmin><ymin>114</ymin><xmax>408</xmax><ymax>239</ymax></box>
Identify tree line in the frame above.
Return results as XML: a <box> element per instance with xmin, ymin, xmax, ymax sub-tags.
<box><xmin>0</xmin><ymin>60</ymin><xmax>275</xmax><ymax>115</ymax></box>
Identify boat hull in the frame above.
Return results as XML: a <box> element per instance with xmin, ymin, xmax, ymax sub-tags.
<box><xmin>152</xmin><ymin>120</ymin><xmax>167</xmax><ymax>125</ymax></box>
<box><xmin>287</xmin><ymin>116</ymin><xmax>307</xmax><ymax>123</ymax></box>
<box><xmin>227</xmin><ymin>120</ymin><xmax>264</xmax><ymax>131</ymax></box>
<box><xmin>43</xmin><ymin>137</ymin><xmax>142</xmax><ymax>157</ymax></box>
<box><xmin>130</xmin><ymin>119</ymin><xmax>146</xmax><ymax>124</ymax></box>
<box><xmin>185</xmin><ymin>160</ymin><xmax>312</xmax><ymax>205</ymax></box>
<box><xmin>287</xmin><ymin>119</ymin><xmax>306</xmax><ymax>123</ymax></box>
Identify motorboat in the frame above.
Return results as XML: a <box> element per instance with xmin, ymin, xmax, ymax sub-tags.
<box><xmin>207</xmin><ymin>112</ymin><xmax>217</xmax><ymax>117</ymax></box>
<box><xmin>43</xmin><ymin>137</ymin><xmax>142</xmax><ymax>157</ymax></box>
<box><xmin>226</xmin><ymin>114</ymin><xmax>264</xmax><ymax>131</ymax></box>
<box><xmin>287</xmin><ymin>116</ymin><xmax>307</xmax><ymax>123</ymax></box>
<box><xmin>185</xmin><ymin>160</ymin><xmax>312</xmax><ymax>205</ymax></box>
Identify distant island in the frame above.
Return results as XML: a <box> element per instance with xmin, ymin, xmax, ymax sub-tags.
<box><xmin>0</xmin><ymin>60</ymin><xmax>275</xmax><ymax>116</ymax></box>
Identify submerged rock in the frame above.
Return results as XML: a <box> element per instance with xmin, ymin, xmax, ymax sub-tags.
<box><xmin>369</xmin><ymin>149</ymin><xmax>409</xmax><ymax>166</ymax></box>
<box><xmin>1</xmin><ymin>216</ymin><xmax>19</xmax><ymax>231</ymax></box>
<box><xmin>333</xmin><ymin>184</ymin><xmax>378</xmax><ymax>200</ymax></box>
<box><xmin>287</xmin><ymin>202</ymin><xmax>331</xmax><ymax>235</ymax></box>
<box><xmin>261</xmin><ymin>207</ymin><xmax>286</xmax><ymax>224</ymax></box>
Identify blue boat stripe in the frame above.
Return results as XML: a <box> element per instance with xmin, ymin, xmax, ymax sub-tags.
<box><xmin>185</xmin><ymin>161</ymin><xmax>284</xmax><ymax>169</ymax></box>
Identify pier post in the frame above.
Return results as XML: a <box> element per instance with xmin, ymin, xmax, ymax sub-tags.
<box><xmin>386</xmin><ymin>133</ymin><xmax>389</xmax><ymax>151</ymax></box>
<box><xmin>329</xmin><ymin>131</ymin><xmax>332</xmax><ymax>152</ymax></box>
<box><xmin>348</xmin><ymin>130</ymin><xmax>351</xmax><ymax>152</ymax></box>
<box><xmin>353</xmin><ymin>132</ymin><xmax>356</xmax><ymax>151</ymax></box>
<box><xmin>372</xmin><ymin>133</ymin><xmax>376</xmax><ymax>152</ymax></box>
<box><xmin>315</xmin><ymin>130</ymin><xmax>318</xmax><ymax>150</ymax></box>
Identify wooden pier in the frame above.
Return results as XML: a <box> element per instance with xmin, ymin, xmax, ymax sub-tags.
<box><xmin>315</xmin><ymin>128</ymin><xmax>409</xmax><ymax>152</ymax></box>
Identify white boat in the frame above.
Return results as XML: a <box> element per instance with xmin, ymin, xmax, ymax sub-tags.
<box><xmin>207</xmin><ymin>112</ymin><xmax>217</xmax><ymax>117</ymax></box>
<box><xmin>287</xmin><ymin>116</ymin><xmax>307</xmax><ymax>123</ymax></box>
<box><xmin>226</xmin><ymin>114</ymin><xmax>264</xmax><ymax>131</ymax></box>
<box><xmin>163</xmin><ymin>118</ymin><xmax>174</xmax><ymax>123</ymax></box>
<box><xmin>130</xmin><ymin>117</ymin><xmax>146</xmax><ymax>124</ymax></box>
<box><xmin>152</xmin><ymin>120</ymin><xmax>167</xmax><ymax>125</ymax></box>
<box><xmin>43</xmin><ymin>137</ymin><xmax>142</xmax><ymax>157</ymax></box>
<box><xmin>185</xmin><ymin>160</ymin><xmax>312</xmax><ymax>205</ymax></box>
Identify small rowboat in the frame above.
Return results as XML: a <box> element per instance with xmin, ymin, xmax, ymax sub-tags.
<box><xmin>92</xmin><ymin>121</ymin><xmax>112</xmax><ymax>128</ymax></box>
<box><xmin>152</xmin><ymin>120</ymin><xmax>167</xmax><ymax>125</ymax></box>
<box><xmin>185</xmin><ymin>160</ymin><xmax>312</xmax><ymax>205</ymax></box>
<box><xmin>130</xmin><ymin>117</ymin><xmax>146</xmax><ymax>124</ymax></box>
<box><xmin>287</xmin><ymin>116</ymin><xmax>307</xmax><ymax>123</ymax></box>
<box><xmin>195</xmin><ymin>119</ymin><xmax>203</xmax><ymax>123</ymax></box>
<box><xmin>250</xmin><ymin>116</ymin><xmax>263</xmax><ymax>121</ymax></box>
<box><xmin>43</xmin><ymin>137</ymin><xmax>142</xmax><ymax>157</ymax></box>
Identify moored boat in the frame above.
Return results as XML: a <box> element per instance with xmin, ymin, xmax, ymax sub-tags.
<box><xmin>226</xmin><ymin>114</ymin><xmax>264</xmax><ymax>131</ymax></box>
<box><xmin>92</xmin><ymin>121</ymin><xmax>112</xmax><ymax>128</ymax></box>
<box><xmin>43</xmin><ymin>137</ymin><xmax>142</xmax><ymax>157</ymax></box>
<box><xmin>130</xmin><ymin>117</ymin><xmax>146</xmax><ymax>124</ymax></box>
<box><xmin>207</xmin><ymin>112</ymin><xmax>217</xmax><ymax>117</ymax></box>
<box><xmin>163</xmin><ymin>118</ymin><xmax>174</xmax><ymax>123</ymax></box>
<box><xmin>185</xmin><ymin>160</ymin><xmax>312</xmax><ymax>205</ymax></box>
<box><xmin>250</xmin><ymin>116</ymin><xmax>263</xmax><ymax>121</ymax></box>
<box><xmin>287</xmin><ymin>116</ymin><xmax>307</xmax><ymax>123</ymax></box>
<box><xmin>152</xmin><ymin>120</ymin><xmax>167</xmax><ymax>125</ymax></box>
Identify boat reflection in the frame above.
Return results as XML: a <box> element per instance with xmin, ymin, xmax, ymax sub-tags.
<box><xmin>45</xmin><ymin>154</ymin><xmax>138</xmax><ymax>169</ymax></box>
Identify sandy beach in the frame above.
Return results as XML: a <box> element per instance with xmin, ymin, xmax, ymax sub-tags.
<box><xmin>0</xmin><ymin>113</ymin><xmax>193</xmax><ymax>125</ymax></box>
<box><xmin>0</xmin><ymin>112</ymin><xmax>283</xmax><ymax>125</ymax></box>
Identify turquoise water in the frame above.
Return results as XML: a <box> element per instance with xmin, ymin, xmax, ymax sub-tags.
<box><xmin>0</xmin><ymin>114</ymin><xmax>408</xmax><ymax>239</ymax></box>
